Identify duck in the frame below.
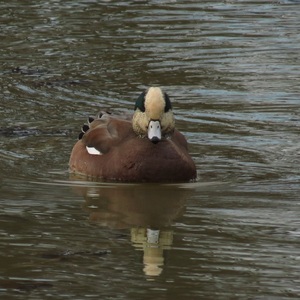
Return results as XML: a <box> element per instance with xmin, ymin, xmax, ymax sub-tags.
<box><xmin>69</xmin><ymin>87</ymin><xmax>197</xmax><ymax>182</ymax></box>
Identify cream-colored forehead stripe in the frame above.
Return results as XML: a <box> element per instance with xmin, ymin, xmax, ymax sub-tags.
<box><xmin>144</xmin><ymin>87</ymin><xmax>165</xmax><ymax>120</ymax></box>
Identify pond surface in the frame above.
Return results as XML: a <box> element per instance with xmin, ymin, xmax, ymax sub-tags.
<box><xmin>1</xmin><ymin>1</ymin><xmax>300</xmax><ymax>299</ymax></box>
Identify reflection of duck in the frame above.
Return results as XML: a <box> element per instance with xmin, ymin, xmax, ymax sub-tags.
<box><xmin>77</xmin><ymin>183</ymin><xmax>188</xmax><ymax>229</ymax></box>
<box><xmin>69</xmin><ymin>87</ymin><xmax>196</xmax><ymax>182</ymax></box>
<box><xmin>72</xmin><ymin>180</ymin><xmax>191</xmax><ymax>277</ymax></box>
<box><xmin>131</xmin><ymin>228</ymin><xmax>173</xmax><ymax>277</ymax></box>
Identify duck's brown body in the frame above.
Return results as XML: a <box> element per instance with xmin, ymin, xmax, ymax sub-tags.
<box><xmin>69</xmin><ymin>116</ymin><xmax>196</xmax><ymax>182</ymax></box>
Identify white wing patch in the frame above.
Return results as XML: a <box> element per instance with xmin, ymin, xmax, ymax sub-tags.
<box><xmin>86</xmin><ymin>146</ymin><xmax>102</xmax><ymax>155</ymax></box>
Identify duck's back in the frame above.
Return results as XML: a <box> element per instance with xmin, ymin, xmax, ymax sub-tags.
<box><xmin>69</xmin><ymin>116</ymin><xmax>196</xmax><ymax>182</ymax></box>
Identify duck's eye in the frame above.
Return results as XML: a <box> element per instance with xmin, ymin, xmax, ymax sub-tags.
<box><xmin>134</xmin><ymin>90</ymin><xmax>146</xmax><ymax>112</ymax></box>
<box><xmin>164</xmin><ymin>92</ymin><xmax>172</xmax><ymax>112</ymax></box>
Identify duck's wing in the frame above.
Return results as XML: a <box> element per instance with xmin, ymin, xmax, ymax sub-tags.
<box><xmin>79</xmin><ymin>112</ymin><xmax>133</xmax><ymax>155</ymax></box>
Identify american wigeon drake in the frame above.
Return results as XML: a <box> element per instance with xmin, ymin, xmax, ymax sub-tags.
<box><xmin>69</xmin><ymin>87</ymin><xmax>196</xmax><ymax>182</ymax></box>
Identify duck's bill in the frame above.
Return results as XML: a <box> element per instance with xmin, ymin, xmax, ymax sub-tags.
<box><xmin>148</xmin><ymin>120</ymin><xmax>161</xmax><ymax>144</ymax></box>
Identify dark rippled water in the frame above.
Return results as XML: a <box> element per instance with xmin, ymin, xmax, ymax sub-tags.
<box><xmin>1</xmin><ymin>1</ymin><xmax>300</xmax><ymax>299</ymax></box>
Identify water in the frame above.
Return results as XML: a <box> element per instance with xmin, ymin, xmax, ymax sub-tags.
<box><xmin>1</xmin><ymin>0</ymin><xmax>300</xmax><ymax>299</ymax></box>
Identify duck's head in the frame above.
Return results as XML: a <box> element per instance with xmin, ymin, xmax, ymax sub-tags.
<box><xmin>132</xmin><ymin>87</ymin><xmax>175</xmax><ymax>143</ymax></box>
